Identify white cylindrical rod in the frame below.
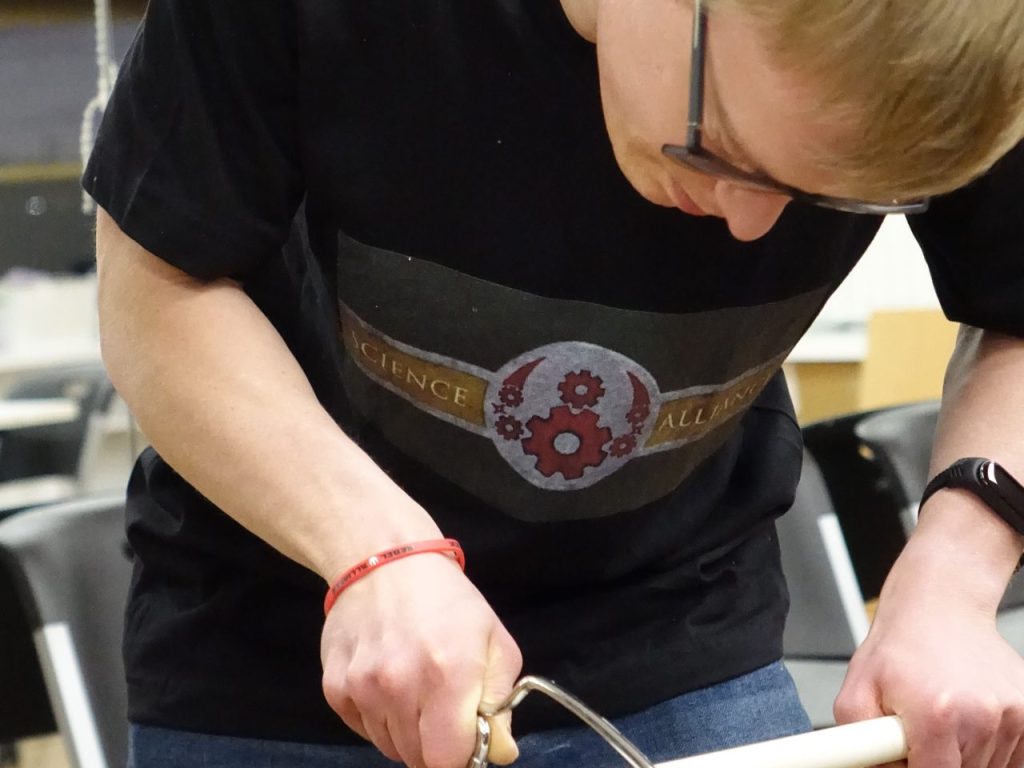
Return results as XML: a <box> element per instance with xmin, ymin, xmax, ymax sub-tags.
<box><xmin>657</xmin><ymin>716</ymin><xmax>907</xmax><ymax>768</ymax></box>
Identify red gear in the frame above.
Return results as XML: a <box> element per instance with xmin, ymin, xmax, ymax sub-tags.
<box><xmin>522</xmin><ymin>406</ymin><xmax>611</xmax><ymax>480</ymax></box>
<box><xmin>494</xmin><ymin>415</ymin><xmax>524</xmax><ymax>441</ymax></box>
<box><xmin>626</xmin><ymin>403</ymin><xmax>650</xmax><ymax>427</ymax></box>
<box><xmin>499</xmin><ymin>384</ymin><xmax>524</xmax><ymax>408</ymax></box>
<box><xmin>608</xmin><ymin>434</ymin><xmax>637</xmax><ymax>458</ymax></box>
<box><xmin>558</xmin><ymin>370</ymin><xmax>605</xmax><ymax>410</ymax></box>
<box><xmin>625</xmin><ymin>372</ymin><xmax>652</xmax><ymax>430</ymax></box>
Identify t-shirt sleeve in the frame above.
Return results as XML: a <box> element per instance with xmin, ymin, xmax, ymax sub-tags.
<box><xmin>908</xmin><ymin>141</ymin><xmax>1024</xmax><ymax>338</ymax></box>
<box><xmin>83</xmin><ymin>0</ymin><xmax>303</xmax><ymax>280</ymax></box>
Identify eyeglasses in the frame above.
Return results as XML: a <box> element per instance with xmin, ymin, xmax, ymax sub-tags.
<box><xmin>660</xmin><ymin>0</ymin><xmax>930</xmax><ymax>215</ymax></box>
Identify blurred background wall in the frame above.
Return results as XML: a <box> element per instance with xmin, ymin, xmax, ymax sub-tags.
<box><xmin>1</xmin><ymin>0</ymin><xmax>144</xmax><ymax>275</ymax></box>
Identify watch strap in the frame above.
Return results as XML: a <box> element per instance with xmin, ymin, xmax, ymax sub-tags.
<box><xmin>920</xmin><ymin>457</ymin><xmax>1024</xmax><ymax>536</ymax></box>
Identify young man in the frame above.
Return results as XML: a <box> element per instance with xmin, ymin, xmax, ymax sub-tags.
<box><xmin>87</xmin><ymin>0</ymin><xmax>1024</xmax><ymax>766</ymax></box>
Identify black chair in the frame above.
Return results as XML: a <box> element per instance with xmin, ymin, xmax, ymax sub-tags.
<box><xmin>0</xmin><ymin>365</ymin><xmax>124</xmax><ymax>517</ymax></box>
<box><xmin>0</xmin><ymin>567</ymin><xmax>55</xmax><ymax>744</ymax></box>
<box><xmin>854</xmin><ymin>401</ymin><xmax>938</xmax><ymax>534</ymax></box>
<box><xmin>0</xmin><ymin>366</ymin><xmax>112</xmax><ymax>759</ymax></box>
<box><xmin>855</xmin><ymin>401</ymin><xmax>1024</xmax><ymax>612</ymax></box>
<box><xmin>0</xmin><ymin>495</ymin><xmax>130</xmax><ymax>768</ymax></box>
<box><xmin>0</xmin><ymin>363</ymin><xmax>112</xmax><ymax>484</ymax></box>
<box><xmin>779</xmin><ymin>451</ymin><xmax>869</xmax><ymax>727</ymax></box>
<box><xmin>802</xmin><ymin>410</ymin><xmax>909</xmax><ymax>600</ymax></box>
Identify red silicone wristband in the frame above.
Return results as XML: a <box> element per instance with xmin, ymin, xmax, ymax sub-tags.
<box><xmin>323</xmin><ymin>538</ymin><xmax>465</xmax><ymax>616</ymax></box>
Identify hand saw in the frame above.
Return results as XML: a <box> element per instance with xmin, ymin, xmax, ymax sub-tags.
<box><xmin>468</xmin><ymin>676</ymin><xmax>908</xmax><ymax>768</ymax></box>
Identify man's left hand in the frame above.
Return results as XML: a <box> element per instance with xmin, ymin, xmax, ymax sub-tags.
<box><xmin>835</xmin><ymin>535</ymin><xmax>1024</xmax><ymax>768</ymax></box>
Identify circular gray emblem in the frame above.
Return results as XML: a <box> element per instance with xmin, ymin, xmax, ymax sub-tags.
<box><xmin>484</xmin><ymin>342</ymin><xmax>659</xmax><ymax>490</ymax></box>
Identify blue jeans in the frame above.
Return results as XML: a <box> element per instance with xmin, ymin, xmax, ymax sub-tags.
<box><xmin>128</xmin><ymin>661</ymin><xmax>810</xmax><ymax>767</ymax></box>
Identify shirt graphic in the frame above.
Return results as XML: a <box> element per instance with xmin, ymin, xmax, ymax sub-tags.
<box><xmin>343</xmin><ymin>304</ymin><xmax>786</xmax><ymax>491</ymax></box>
<box><xmin>337</xmin><ymin>233</ymin><xmax>830</xmax><ymax>522</ymax></box>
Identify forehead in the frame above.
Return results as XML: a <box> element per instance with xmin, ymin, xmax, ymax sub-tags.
<box><xmin>703</xmin><ymin>7</ymin><xmax>849</xmax><ymax>191</ymax></box>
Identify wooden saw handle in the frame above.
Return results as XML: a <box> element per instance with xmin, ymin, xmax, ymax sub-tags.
<box><xmin>657</xmin><ymin>716</ymin><xmax>908</xmax><ymax>768</ymax></box>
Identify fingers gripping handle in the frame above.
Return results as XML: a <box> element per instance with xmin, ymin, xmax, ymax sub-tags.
<box><xmin>467</xmin><ymin>717</ymin><xmax>490</xmax><ymax>768</ymax></box>
<box><xmin>657</xmin><ymin>716</ymin><xmax>908</xmax><ymax>768</ymax></box>
<box><xmin>470</xmin><ymin>676</ymin><xmax>656</xmax><ymax>768</ymax></box>
<box><xmin>468</xmin><ymin>675</ymin><xmax>907</xmax><ymax>768</ymax></box>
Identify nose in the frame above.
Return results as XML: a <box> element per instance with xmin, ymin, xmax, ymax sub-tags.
<box><xmin>713</xmin><ymin>182</ymin><xmax>791</xmax><ymax>241</ymax></box>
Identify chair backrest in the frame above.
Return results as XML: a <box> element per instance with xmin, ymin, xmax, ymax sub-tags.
<box><xmin>76</xmin><ymin>391</ymin><xmax>146</xmax><ymax>495</ymax></box>
<box><xmin>0</xmin><ymin>562</ymin><xmax>55</xmax><ymax>741</ymax></box>
<box><xmin>802</xmin><ymin>411</ymin><xmax>908</xmax><ymax>599</ymax></box>
<box><xmin>854</xmin><ymin>401</ymin><xmax>939</xmax><ymax>511</ymax></box>
<box><xmin>0</xmin><ymin>364</ymin><xmax>112</xmax><ymax>482</ymax></box>
<box><xmin>779</xmin><ymin>451</ymin><xmax>868</xmax><ymax>659</ymax></box>
<box><xmin>0</xmin><ymin>495</ymin><xmax>130</xmax><ymax>768</ymax></box>
<box><xmin>855</xmin><ymin>401</ymin><xmax>1024</xmax><ymax>611</ymax></box>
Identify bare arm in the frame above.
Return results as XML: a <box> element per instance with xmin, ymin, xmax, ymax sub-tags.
<box><xmin>836</xmin><ymin>326</ymin><xmax>1024</xmax><ymax>768</ymax></box>
<box><xmin>96</xmin><ymin>207</ymin><xmax>520</xmax><ymax>768</ymax></box>
<box><xmin>96</xmin><ymin>206</ymin><xmax>443</xmax><ymax>578</ymax></box>
<box><xmin>917</xmin><ymin>327</ymin><xmax>1024</xmax><ymax>601</ymax></box>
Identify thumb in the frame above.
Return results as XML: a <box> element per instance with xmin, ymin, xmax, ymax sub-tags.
<box><xmin>834</xmin><ymin>672</ymin><xmax>884</xmax><ymax>725</ymax></box>
<box><xmin>834</xmin><ymin>670</ymin><xmax>906</xmax><ymax>768</ymax></box>
<box><xmin>478</xmin><ymin>632</ymin><xmax>523</xmax><ymax>765</ymax></box>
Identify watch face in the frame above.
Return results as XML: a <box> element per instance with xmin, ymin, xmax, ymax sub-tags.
<box><xmin>978</xmin><ymin>462</ymin><xmax>1024</xmax><ymax>536</ymax></box>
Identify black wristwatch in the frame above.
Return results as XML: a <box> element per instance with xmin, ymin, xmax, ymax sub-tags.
<box><xmin>920</xmin><ymin>458</ymin><xmax>1024</xmax><ymax>536</ymax></box>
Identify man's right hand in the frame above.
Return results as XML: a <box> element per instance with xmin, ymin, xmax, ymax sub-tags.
<box><xmin>321</xmin><ymin>552</ymin><xmax>523</xmax><ymax>768</ymax></box>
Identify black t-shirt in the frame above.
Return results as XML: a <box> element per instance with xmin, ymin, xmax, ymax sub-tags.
<box><xmin>84</xmin><ymin>0</ymin><xmax>1024</xmax><ymax>744</ymax></box>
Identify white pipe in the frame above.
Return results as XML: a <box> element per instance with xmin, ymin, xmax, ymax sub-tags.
<box><xmin>657</xmin><ymin>716</ymin><xmax>907</xmax><ymax>768</ymax></box>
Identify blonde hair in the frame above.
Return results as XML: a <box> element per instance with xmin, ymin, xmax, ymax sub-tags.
<box><xmin>710</xmin><ymin>0</ymin><xmax>1024</xmax><ymax>201</ymax></box>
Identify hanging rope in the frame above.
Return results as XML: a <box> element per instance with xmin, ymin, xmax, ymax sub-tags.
<box><xmin>80</xmin><ymin>0</ymin><xmax>118</xmax><ymax>214</ymax></box>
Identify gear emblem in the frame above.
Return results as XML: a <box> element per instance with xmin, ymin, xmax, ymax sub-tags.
<box><xmin>608</xmin><ymin>434</ymin><xmax>637</xmax><ymax>458</ymax></box>
<box><xmin>494</xmin><ymin>415</ymin><xmax>524</xmax><ymax>441</ymax></box>
<box><xmin>486</xmin><ymin>343</ymin><xmax>659</xmax><ymax>491</ymax></box>
<box><xmin>558</xmin><ymin>370</ymin><xmax>606</xmax><ymax>410</ymax></box>
<box><xmin>499</xmin><ymin>384</ymin><xmax>524</xmax><ymax>408</ymax></box>
<box><xmin>627</xmin><ymin>403</ymin><xmax>650</xmax><ymax>428</ymax></box>
<box><xmin>522</xmin><ymin>406</ymin><xmax>612</xmax><ymax>480</ymax></box>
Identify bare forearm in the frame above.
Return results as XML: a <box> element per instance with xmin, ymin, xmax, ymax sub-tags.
<box><xmin>887</xmin><ymin>326</ymin><xmax>1024</xmax><ymax>611</ymax></box>
<box><xmin>95</xmin><ymin>208</ymin><xmax>441</xmax><ymax>580</ymax></box>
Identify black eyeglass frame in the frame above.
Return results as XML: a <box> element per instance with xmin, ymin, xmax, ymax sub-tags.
<box><xmin>660</xmin><ymin>0</ymin><xmax>930</xmax><ymax>215</ymax></box>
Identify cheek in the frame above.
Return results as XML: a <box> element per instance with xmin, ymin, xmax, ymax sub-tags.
<box><xmin>597</xmin><ymin>66</ymin><xmax>682</xmax><ymax>168</ymax></box>
<box><xmin>672</xmin><ymin>166</ymin><xmax>718</xmax><ymax>198</ymax></box>
<box><xmin>597</xmin><ymin>57</ymin><xmax>687</xmax><ymax>141</ymax></box>
<box><xmin>595</xmin><ymin>0</ymin><xmax>692</xmax><ymax>202</ymax></box>
<box><xmin>596</xmin><ymin>70</ymin><xmax>669</xmax><ymax>203</ymax></box>
<box><xmin>667</xmin><ymin>170</ymin><xmax>723</xmax><ymax>216</ymax></box>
